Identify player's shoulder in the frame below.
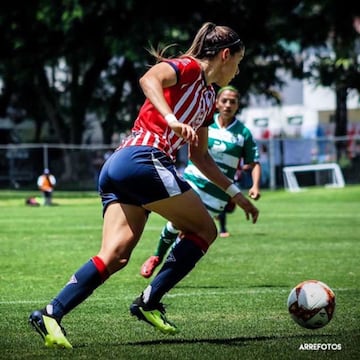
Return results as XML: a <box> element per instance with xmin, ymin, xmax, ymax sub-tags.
<box><xmin>165</xmin><ymin>56</ymin><xmax>199</xmax><ymax>67</ymax></box>
<box><xmin>233</xmin><ymin>119</ymin><xmax>252</xmax><ymax>134</ymax></box>
<box><xmin>164</xmin><ymin>56</ymin><xmax>201</xmax><ymax>79</ymax></box>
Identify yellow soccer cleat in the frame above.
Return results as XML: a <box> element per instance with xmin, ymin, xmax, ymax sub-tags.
<box><xmin>29</xmin><ymin>309</ymin><xmax>72</xmax><ymax>349</ymax></box>
<box><xmin>130</xmin><ymin>297</ymin><xmax>178</xmax><ymax>335</ymax></box>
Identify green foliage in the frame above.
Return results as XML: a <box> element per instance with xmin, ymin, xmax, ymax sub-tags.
<box><xmin>0</xmin><ymin>186</ymin><xmax>359</xmax><ymax>359</ymax></box>
<box><xmin>2</xmin><ymin>1</ymin><xmax>359</xmax><ymax>144</ymax></box>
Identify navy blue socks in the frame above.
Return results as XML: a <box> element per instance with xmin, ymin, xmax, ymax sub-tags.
<box><xmin>48</xmin><ymin>256</ymin><xmax>109</xmax><ymax>320</ymax></box>
<box><xmin>142</xmin><ymin>236</ymin><xmax>208</xmax><ymax>307</ymax></box>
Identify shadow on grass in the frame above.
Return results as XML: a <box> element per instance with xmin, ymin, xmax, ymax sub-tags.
<box><xmin>124</xmin><ymin>333</ymin><xmax>339</xmax><ymax>347</ymax></box>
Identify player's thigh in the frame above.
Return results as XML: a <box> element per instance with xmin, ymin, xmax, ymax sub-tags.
<box><xmin>144</xmin><ymin>189</ymin><xmax>217</xmax><ymax>244</ymax></box>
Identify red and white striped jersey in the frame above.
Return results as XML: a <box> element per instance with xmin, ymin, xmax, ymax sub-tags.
<box><xmin>119</xmin><ymin>57</ymin><xmax>216</xmax><ymax>160</ymax></box>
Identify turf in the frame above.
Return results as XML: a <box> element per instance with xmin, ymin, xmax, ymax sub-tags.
<box><xmin>0</xmin><ymin>186</ymin><xmax>359</xmax><ymax>359</ymax></box>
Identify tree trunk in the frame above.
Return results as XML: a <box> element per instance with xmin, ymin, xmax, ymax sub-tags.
<box><xmin>334</xmin><ymin>85</ymin><xmax>348</xmax><ymax>161</ymax></box>
<box><xmin>34</xmin><ymin>68</ymin><xmax>74</xmax><ymax>180</ymax></box>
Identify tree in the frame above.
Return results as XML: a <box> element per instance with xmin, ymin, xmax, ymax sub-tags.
<box><xmin>0</xmin><ymin>0</ymin><xmax>359</xmax><ymax>152</ymax></box>
<box><xmin>0</xmin><ymin>1</ymin><xmax>306</xmax><ymax>146</ymax></box>
<box><xmin>292</xmin><ymin>1</ymin><xmax>360</xmax><ymax>159</ymax></box>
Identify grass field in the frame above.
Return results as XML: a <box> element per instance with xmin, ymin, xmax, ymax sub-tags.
<box><xmin>0</xmin><ymin>186</ymin><xmax>359</xmax><ymax>360</ymax></box>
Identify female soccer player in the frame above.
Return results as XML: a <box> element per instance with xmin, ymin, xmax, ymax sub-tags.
<box><xmin>29</xmin><ymin>22</ymin><xmax>259</xmax><ymax>348</ymax></box>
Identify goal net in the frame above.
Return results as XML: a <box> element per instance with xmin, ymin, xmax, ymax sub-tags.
<box><xmin>282</xmin><ymin>163</ymin><xmax>345</xmax><ymax>192</ymax></box>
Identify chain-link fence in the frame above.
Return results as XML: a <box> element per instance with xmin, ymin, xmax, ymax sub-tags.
<box><xmin>0</xmin><ymin>144</ymin><xmax>114</xmax><ymax>191</ymax></box>
<box><xmin>1</xmin><ymin>136</ymin><xmax>359</xmax><ymax>191</ymax></box>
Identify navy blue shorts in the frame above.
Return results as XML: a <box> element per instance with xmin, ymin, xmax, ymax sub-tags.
<box><xmin>98</xmin><ymin>146</ymin><xmax>191</xmax><ymax>212</ymax></box>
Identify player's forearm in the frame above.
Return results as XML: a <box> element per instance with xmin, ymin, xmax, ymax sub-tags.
<box><xmin>251</xmin><ymin>162</ymin><xmax>262</xmax><ymax>189</ymax></box>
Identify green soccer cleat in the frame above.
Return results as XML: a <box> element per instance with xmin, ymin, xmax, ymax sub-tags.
<box><xmin>130</xmin><ymin>297</ymin><xmax>178</xmax><ymax>335</ymax></box>
<box><xmin>29</xmin><ymin>309</ymin><xmax>72</xmax><ymax>349</ymax></box>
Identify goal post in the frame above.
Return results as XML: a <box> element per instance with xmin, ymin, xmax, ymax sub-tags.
<box><xmin>282</xmin><ymin>163</ymin><xmax>345</xmax><ymax>192</ymax></box>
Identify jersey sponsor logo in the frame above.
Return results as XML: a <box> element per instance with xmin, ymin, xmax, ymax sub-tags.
<box><xmin>211</xmin><ymin>141</ymin><xmax>227</xmax><ymax>153</ymax></box>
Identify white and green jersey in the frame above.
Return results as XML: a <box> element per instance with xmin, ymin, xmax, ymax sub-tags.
<box><xmin>183</xmin><ymin>114</ymin><xmax>259</xmax><ymax>214</ymax></box>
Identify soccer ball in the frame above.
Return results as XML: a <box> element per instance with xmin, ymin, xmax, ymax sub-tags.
<box><xmin>287</xmin><ymin>280</ymin><xmax>336</xmax><ymax>329</ymax></box>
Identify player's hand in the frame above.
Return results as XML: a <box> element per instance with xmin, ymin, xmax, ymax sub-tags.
<box><xmin>248</xmin><ymin>186</ymin><xmax>261</xmax><ymax>200</ymax></box>
<box><xmin>169</xmin><ymin>121</ymin><xmax>198</xmax><ymax>146</ymax></box>
<box><xmin>232</xmin><ymin>192</ymin><xmax>259</xmax><ymax>224</ymax></box>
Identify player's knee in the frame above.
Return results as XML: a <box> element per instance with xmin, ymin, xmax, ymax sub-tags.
<box><xmin>205</xmin><ymin>220</ymin><xmax>218</xmax><ymax>243</ymax></box>
<box><xmin>97</xmin><ymin>246</ymin><xmax>132</xmax><ymax>275</ymax></box>
<box><xmin>197</xmin><ymin>223</ymin><xmax>217</xmax><ymax>245</ymax></box>
<box><xmin>106</xmin><ymin>257</ymin><xmax>130</xmax><ymax>275</ymax></box>
<box><xmin>182</xmin><ymin>223</ymin><xmax>217</xmax><ymax>251</ymax></box>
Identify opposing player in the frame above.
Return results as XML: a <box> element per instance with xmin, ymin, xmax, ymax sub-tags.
<box><xmin>29</xmin><ymin>22</ymin><xmax>259</xmax><ymax>348</ymax></box>
<box><xmin>140</xmin><ymin>86</ymin><xmax>261</xmax><ymax>278</ymax></box>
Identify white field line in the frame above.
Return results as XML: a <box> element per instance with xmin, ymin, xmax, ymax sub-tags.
<box><xmin>0</xmin><ymin>287</ymin><xmax>351</xmax><ymax>305</ymax></box>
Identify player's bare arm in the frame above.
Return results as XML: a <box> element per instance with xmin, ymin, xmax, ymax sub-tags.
<box><xmin>248</xmin><ymin>162</ymin><xmax>261</xmax><ymax>200</ymax></box>
<box><xmin>190</xmin><ymin>128</ymin><xmax>259</xmax><ymax>223</ymax></box>
<box><xmin>139</xmin><ymin>62</ymin><xmax>198</xmax><ymax>145</ymax></box>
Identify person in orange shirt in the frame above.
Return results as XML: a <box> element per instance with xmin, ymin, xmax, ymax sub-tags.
<box><xmin>37</xmin><ymin>168</ymin><xmax>56</xmax><ymax>206</ymax></box>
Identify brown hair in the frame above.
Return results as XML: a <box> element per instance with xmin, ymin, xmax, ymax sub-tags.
<box><xmin>185</xmin><ymin>22</ymin><xmax>244</xmax><ymax>59</ymax></box>
<box><xmin>150</xmin><ymin>22</ymin><xmax>244</xmax><ymax>62</ymax></box>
